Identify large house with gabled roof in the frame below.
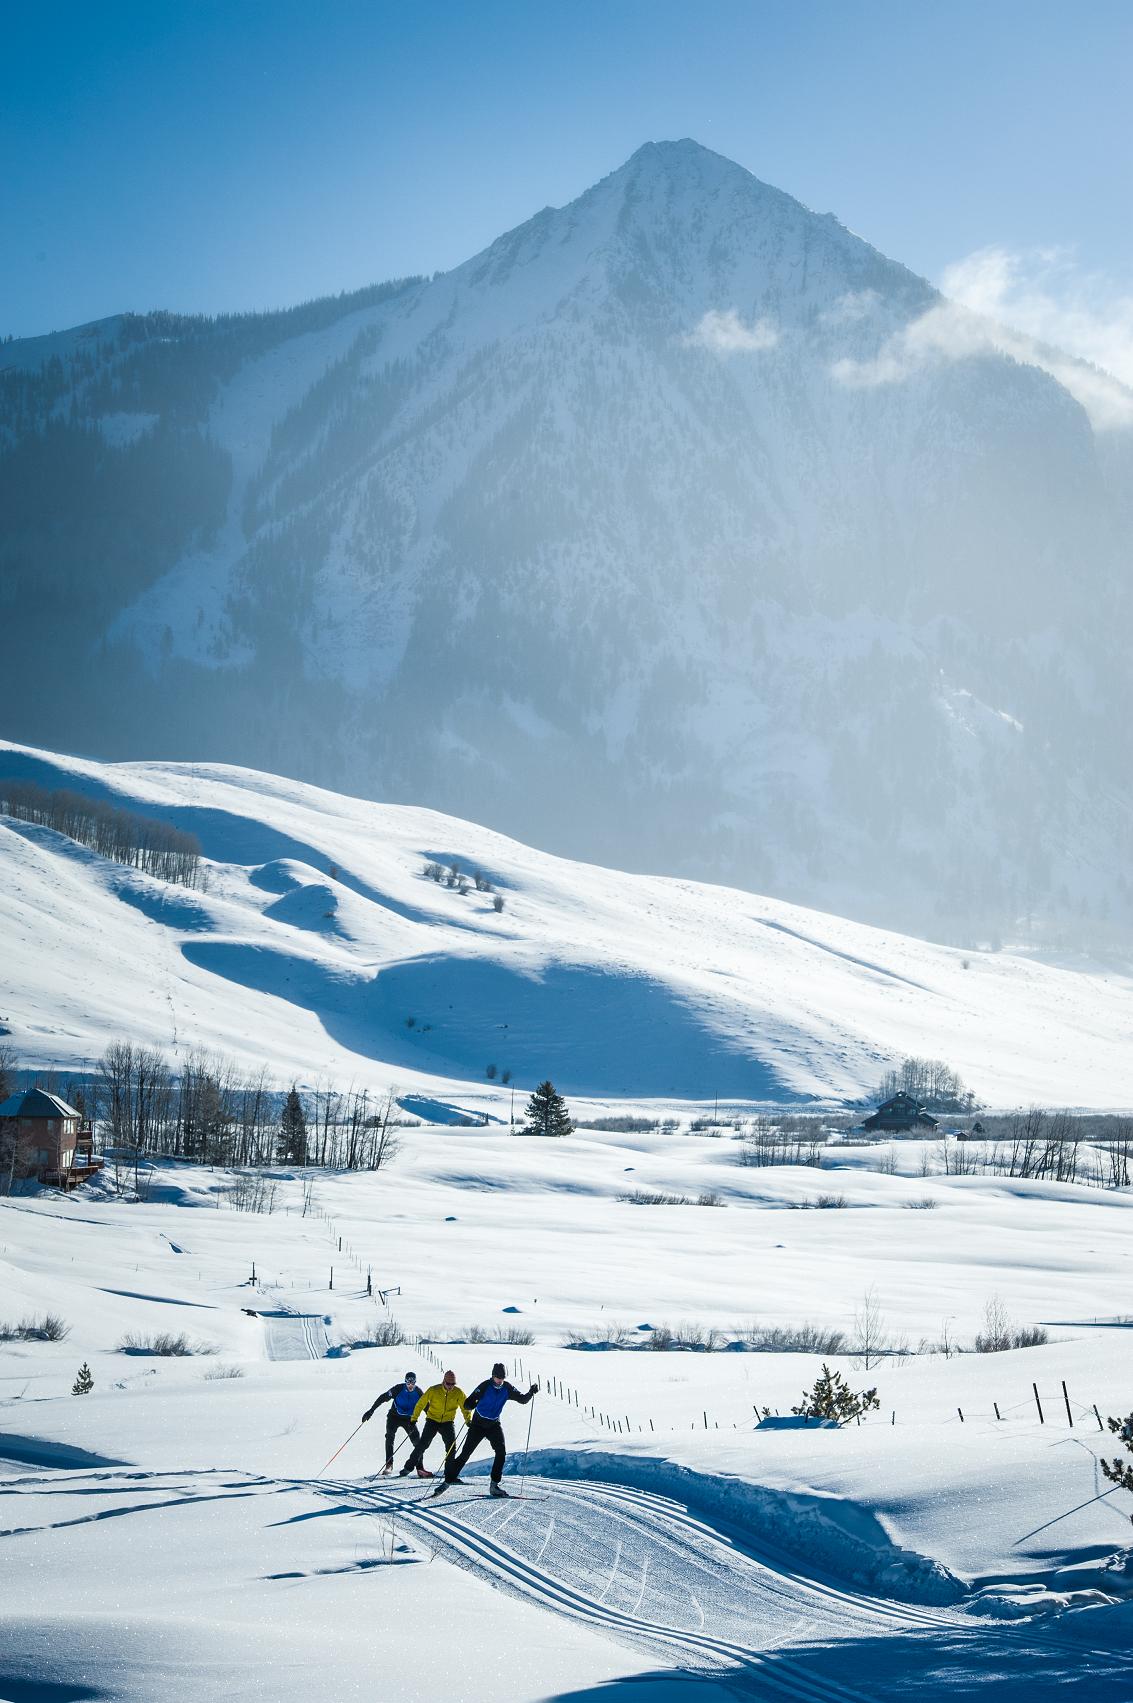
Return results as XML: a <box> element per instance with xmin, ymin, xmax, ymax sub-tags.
<box><xmin>0</xmin><ymin>1088</ymin><xmax>102</xmax><ymax>1189</ymax></box>
<box><xmin>862</xmin><ymin>1091</ymin><xmax>939</xmax><ymax>1135</ymax></box>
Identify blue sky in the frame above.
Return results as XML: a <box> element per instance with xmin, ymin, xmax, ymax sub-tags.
<box><xmin>3</xmin><ymin>0</ymin><xmax>1131</xmax><ymax>349</ymax></box>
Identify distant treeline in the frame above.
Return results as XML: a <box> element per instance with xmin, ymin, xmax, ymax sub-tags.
<box><xmin>95</xmin><ymin>1041</ymin><xmax>399</xmax><ymax>1177</ymax></box>
<box><xmin>0</xmin><ymin>779</ymin><xmax>202</xmax><ymax>889</ymax></box>
<box><xmin>0</xmin><ymin>1039</ymin><xmax>401</xmax><ymax>1197</ymax></box>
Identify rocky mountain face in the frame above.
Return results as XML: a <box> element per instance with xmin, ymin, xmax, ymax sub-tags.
<box><xmin>3</xmin><ymin>140</ymin><xmax>1131</xmax><ymax>947</ymax></box>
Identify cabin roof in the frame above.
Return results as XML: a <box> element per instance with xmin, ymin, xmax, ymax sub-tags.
<box><xmin>0</xmin><ymin>1088</ymin><xmax>82</xmax><ymax>1121</ymax></box>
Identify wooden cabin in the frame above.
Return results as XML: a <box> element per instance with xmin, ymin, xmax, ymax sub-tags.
<box><xmin>0</xmin><ymin>1088</ymin><xmax>102</xmax><ymax>1189</ymax></box>
<box><xmin>862</xmin><ymin>1091</ymin><xmax>938</xmax><ymax>1135</ymax></box>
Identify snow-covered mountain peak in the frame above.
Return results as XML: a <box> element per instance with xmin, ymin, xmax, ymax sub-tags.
<box><xmin>3</xmin><ymin>145</ymin><xmax>1132</xmax><ymax>951</ymax></box>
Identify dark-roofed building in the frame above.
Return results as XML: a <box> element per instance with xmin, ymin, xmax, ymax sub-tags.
<box><xmin>862</xmin><ymin>1091</ymin><xmax>939</xmax><ymax>1135</ymax></box>
<box><xmin>0</xmin><ymin>1088</ymin><xmax>102</xmax><ymax>1190</ymax></box>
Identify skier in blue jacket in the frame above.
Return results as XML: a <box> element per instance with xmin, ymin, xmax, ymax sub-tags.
<box><xmin>439</xmin><ymin>1362</ymin><xmax>538</xmax><ymax>1497</ymax></box>
<box><xmin>362</xmin><ymin>1372</ymin><xmax>426</xmax><ymax>1475</ymax></box>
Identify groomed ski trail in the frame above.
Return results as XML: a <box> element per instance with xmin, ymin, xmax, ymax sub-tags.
<box><xmin>320</xmin><ymin>1473</ymin><xmax>963</xmax><ymax>1699</ymax></box>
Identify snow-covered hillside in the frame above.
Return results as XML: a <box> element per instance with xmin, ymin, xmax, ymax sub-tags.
<box><xmin>4</xmin><ymin>141</ymin><xmax>1133</xmax><ymax>946</ymax></box>
<box><xmin>3</xmin><ymin>742</ymin><xmax>1132</xmax><ymax>1108</ymax></box>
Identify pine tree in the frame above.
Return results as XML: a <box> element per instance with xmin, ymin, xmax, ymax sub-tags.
<box><xmin>1101</xmin><ymin>1413</ymin><xmax>1133</xmax><ymax>1520</ymax></box>
<box><xmin>277</xmin><ymin>1085</ymin><xmax>308</xmax><ymax>1165</ymax></box>
<box><xmin>71</xmin><ymin>1362</ymin><xmax>94</xmax><ymax>1396</ymax></box>
<box><xmin>523</xmin><ymin>1080</ymin><xmax>573</xmax><ymax>1138</ymax></box>
<box><xmin>792</xmin><ymin>1363</ymin><xmax>879</xmax><ymax>1425</ymax></box>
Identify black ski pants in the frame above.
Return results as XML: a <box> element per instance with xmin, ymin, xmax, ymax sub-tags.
<box><xmin>451</xmin><ymin>1415</ymin><xmax>506</xmax><ymax>1484</ymax></box>
<box><xmin>409</xmin><ymin>1416</ymin><xmax>456</xmax><ymax>1473</ymax></box>
<box><xmin>384</xmin><ymin>1409</ymin><xmax>420</xmax><ymax>1466</ymax></box>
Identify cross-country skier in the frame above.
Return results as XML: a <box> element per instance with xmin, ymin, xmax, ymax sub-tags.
<box><xmin>437</xmin><ymin>1362</ymin><xmax>538</xmax><ymax>1497</ymax></box>
<box><xmin>361</xmin><ymin>1371</ymin><xmax>426</xmax><ymax>1476</ymax></box>
<box><xmin>406</xmin><ymin>1369</ymin><xmax>472</xmax><ymax>1479</ymax></box>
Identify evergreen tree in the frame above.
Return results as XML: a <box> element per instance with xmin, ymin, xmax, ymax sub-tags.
<box><xmin>1102</xmin><ymin>1413</ymin><xmax>1133</xmax><ymax>1520</ymax></box>
<box><xmin>791</xmin><ymin>1363</ymin><xmax>879</xmax><ymax>1425</ymax></box>
<box><xmin>72</xmin><ymin>1362</ymin><xmax>94</xmax><ymax>1396</ymax></box>
<box><xmin>523</xmin><ymin>1080</ymin><xmax>573</xmax><ymax>1138</ymax></box>
<box><xmin>277</xmin><ymin>1085</ymin><xmax>308</xmax><ymax>1165</ymax></box>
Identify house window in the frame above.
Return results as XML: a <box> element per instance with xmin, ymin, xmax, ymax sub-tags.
<box><xmin>36</xmin><ymin>1148</ymin><xmax>50</xmax><ymax>1164</ymax></box>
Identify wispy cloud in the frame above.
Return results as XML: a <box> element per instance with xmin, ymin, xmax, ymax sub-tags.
<box><xmin>686</xmin><ymin>309</ymin><xmax>779</xmax><ymax>354</ymax></box>
<box><xmin>832</xmin><ymin>247</ymin><xmax>1133</xmax><ymax>430</ymax></box>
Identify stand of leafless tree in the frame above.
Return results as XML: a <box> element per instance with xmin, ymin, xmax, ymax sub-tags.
<box><xmin>0</xmin><ymin>780</ymin><xmax>202</xmax><ymax>888</ymax></box>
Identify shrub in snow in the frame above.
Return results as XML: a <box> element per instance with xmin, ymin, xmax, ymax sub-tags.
<box><xmin>118</xmin><ymin>1330</ymin><xmax>215</xmax><ymax>1356</ymax></box>
<box><xmin>203</xmin><ymin>1365</ymin><xmax>245</xmax><ymax>1380</ymax></box>
<box><xmin>972</xmin><ymin>1296</ymin><xmax>1049</xmax><ymax>1353</ymax></box>
<box><xmin>71</xmin><ymin>1362</ymin><xmax>94</xmax><ymax>1396</ymax></box>
<box><xmin>792</xmin><ymin>1363</ymin><xmax>879</xmax><ymax>1425</ymax></box>
<box><xmin>589</xmin><ymin>1116</ymin><xmax>661</xmax><ymax>1133</ymax></box>
<box><xmin>0</xmin><ymin>1313</ymin><xmax>70</xmax><ymax>1342</ymax></box>
<box><xmin>618</xmin><ymin>1188</ymin><xmax>691</xmax><ymax>1205</ymax></box>
<box><xmin>697</xmin><ymin>1190</ymin><xmax>725</xmax><ymax>1207</ymax></box>
<box><xmin>357</xmin><ymin>1319</ymin><xmax>405</xmax><ymax>1348</ymax></box>
<box><xmin>904</xmin><ymin>1197</ymin><xmax>938</xmax><ymax>1210</ymax></box>
<box><xmin>492</xmin><ymin>893</ymin><xmax>505</xmax><ymax>912</ymax></box>
<box><xmin>743</xmin><ymin>1322</ymin><xmax>847</xmax><ymax>1354</ymax></box>
<box><xmin>466</xmin><ymin>1323</ymin><xmax>535</xmax><ymax>1345</ymax></box>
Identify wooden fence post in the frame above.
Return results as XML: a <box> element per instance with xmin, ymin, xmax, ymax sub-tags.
<box><xmin>1033</xmin><ymin>1383</ymin><xmax>1044</xmax><ymax>1424</ymax></box>
<box><xmin>1062</xmin><ymin>1381</ymin><xmax>1074</xmax><ymax>1427</ymax></box>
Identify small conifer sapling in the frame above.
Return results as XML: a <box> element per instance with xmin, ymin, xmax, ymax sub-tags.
<box><xmin>792</xmin><ymin>1363</ymin><xmax>879</xmax><ymax>1425</ymax></box>
<box><xmin>1101</xmin><ymin>1413</ymin><xmax>1133</xmax><ymax>1521</ymax></box>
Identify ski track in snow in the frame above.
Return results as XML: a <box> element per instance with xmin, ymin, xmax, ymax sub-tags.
<box><xmin>261</xmin><ymin>1300</ymin><xmax>331</xmax><ymax>1362</ymax></box>
<box><xmin>309</xmin><ymin>1473</ymin><xmax>1133</xmax><ymax>1700</ymax></box>
<box><xmin>2</xmin><ymin>1459</ymin><xmax>1130</xmax><ymax>1699</ymax></box>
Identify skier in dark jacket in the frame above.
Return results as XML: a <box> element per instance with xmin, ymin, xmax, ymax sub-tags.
<box><xmin>438</xmin><ymin>1362</ymin><xmax>538</xmax><ymax>1497</ymax></box>
<box><xmin>361</xmin><ymin>1372</ymin><xmax>426</xmax><ymax>1476</ymax></box>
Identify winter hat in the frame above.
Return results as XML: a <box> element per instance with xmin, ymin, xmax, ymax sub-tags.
<box><xmin>492</xmin><ymin>1362</ymin><xmax>506</xmax><ymax>1378</ymax></box>
<box><xmin>404</xmin><ymin>1372</ymin><xmax>417</xmax><ymax>1382</ymax></box>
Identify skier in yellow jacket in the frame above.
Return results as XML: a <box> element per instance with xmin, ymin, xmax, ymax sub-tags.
<box><xmin>405</xmin><ymin>1369</ymin><xmax>472</xmax><ymax>1478</ymax></box>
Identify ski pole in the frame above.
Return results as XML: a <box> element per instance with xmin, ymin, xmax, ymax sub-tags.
<box><xmin>315</xmin><ymin>1421</ymin><xmax>365</xmax><ymax>1478</ymax></box>
<box><xmin>518</xmin><ymin>1393</ymin><xmax>535</xmax><ymax>1499</ymax></box>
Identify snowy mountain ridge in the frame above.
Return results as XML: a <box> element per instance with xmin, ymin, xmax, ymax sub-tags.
<box><xmin>3</xmin><ymin>741</ymin><xmax>1132</xmax><ymax>1109</ymax></box>
<box><xmin>4</xmin><ymin>141</ymin><xmax>1133</xmax><ymax>945</ymax></box>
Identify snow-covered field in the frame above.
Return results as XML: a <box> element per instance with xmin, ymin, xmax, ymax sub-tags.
<box><xmin>3</xmin><ymin>1127</ymin><xmax>1132</xmax><ymax>1700</ymax></box>
<box><xmin>3</xmin><ymin>741</ymin><xmax>1133</xmax><ymax>1109</ymax></box>
<box><xmin>3</xmin><ymin>742</ymin><xmax>1133</xmax><ymax>1695</ymax></box>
